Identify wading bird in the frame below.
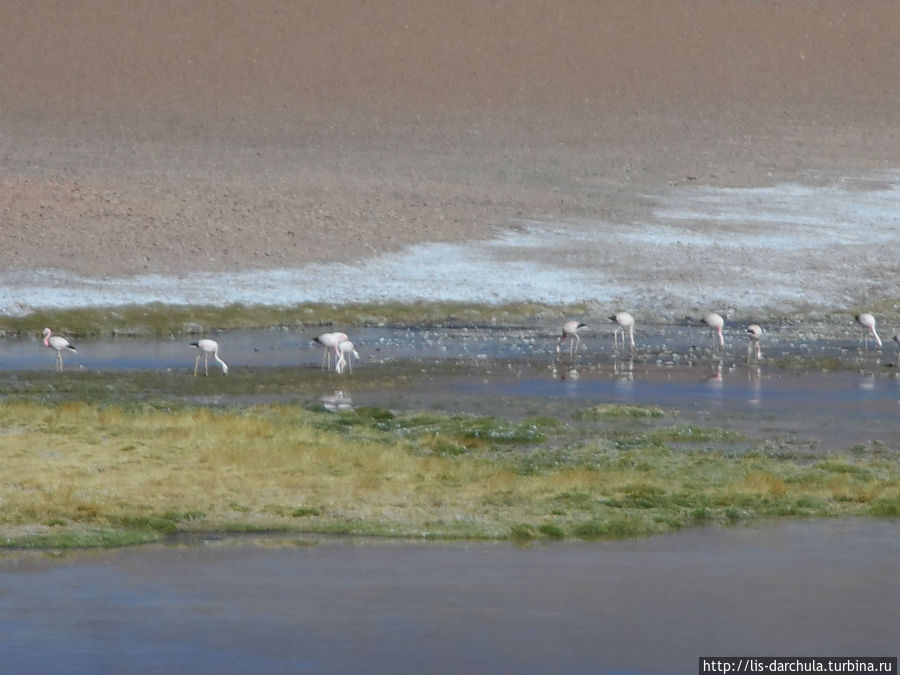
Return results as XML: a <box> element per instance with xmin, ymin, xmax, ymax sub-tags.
<box><xmin>313</xmin><ymin>332</ymin><xmax>349</xmax><ymax>371</ymax></box>
<box><xmin>335</xmin><ymin>340</ymin><xmax>360</xmax><ymax>374</ymax></box>
<box><xmin>190</xmin><ymin>339</ymin><xmax>228</xmax><ymax>376</ymax></box>
<box><xmin>42</xmin><ymin>328</ymin><xmax>77</xmax><ymax>372</ymax></box>
<box><xmin>746</xmin><ymin>324</ymin><xmax>763</xmax><ymax>362</ymax></box>
<box><xmin>610</xmin><ymin>311</ymin><xmax>635</xmax><ymax>351</ymax></box>
<box><xmin>556</xmin><ymin>320</ymin><xmax>587</xmax><ymax>355</ymax></box>
<box><xmin>854</xmin><ymin>313</ymin><xmax>882</xmax><ymax>350</ymax></box>
<box><xmin>703</xmin><ymin>313</ymin><xmax>725</xmax><ymax>350</ymax></box>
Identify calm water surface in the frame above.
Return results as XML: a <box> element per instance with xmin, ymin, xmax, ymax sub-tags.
<box><xmin>1</xmin><ymin>519</ymin><xmax>897</xmax><ymax>674</ymax></box>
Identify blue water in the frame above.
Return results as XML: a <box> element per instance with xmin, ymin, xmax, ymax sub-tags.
<box><xmin>1</xmin><ymin>519</ymin><xmax>897</xmax><ymax>674</ymax></box>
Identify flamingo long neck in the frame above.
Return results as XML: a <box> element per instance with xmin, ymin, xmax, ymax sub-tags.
<box><xmin>43</xmin><ymin>334</ymin><xmax>50</xmax><ymax>347</ymax></box>
<box><xmin>871</xmin><ymin>328</ymin><xmax>882</xmax><ymax>347</ymax></box>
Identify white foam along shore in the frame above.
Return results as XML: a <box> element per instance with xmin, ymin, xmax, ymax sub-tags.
<box><xmin>2</xmin><ymin>175</ymin><xmax>898</xmax><ymax>317</ymax></box>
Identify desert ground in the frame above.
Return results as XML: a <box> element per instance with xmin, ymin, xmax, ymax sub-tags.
<box><xmin>1</xmin><ymin>1</ymin><xmax>899</xmax><ymax>314</ymax></box>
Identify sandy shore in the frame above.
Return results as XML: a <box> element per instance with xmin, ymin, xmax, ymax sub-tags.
<box><xmin>2</xmin><ymin>1</ymin><xmax>899</xmax><ymax>313</ymax></box>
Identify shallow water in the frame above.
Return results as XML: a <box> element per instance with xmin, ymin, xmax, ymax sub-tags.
<box><xmin>6</xmin><ymin>325</ymin><xmax>900</xmax><ymax>450</ymax></box>
<box><xmin>3</xmin><ymin>322</ymin><xmax>895</xmax><ymax>371</ymax></box>
<box><xmin>1</xmin><ymin>519</ymin><xmax>897</xmax><ymax>674</ymax></box>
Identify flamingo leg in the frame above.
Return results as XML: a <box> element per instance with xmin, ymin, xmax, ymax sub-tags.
<box><xmin>194</xmin><ymin>353</ymin><xmax>201</xmax><ymax>376</ymax></box>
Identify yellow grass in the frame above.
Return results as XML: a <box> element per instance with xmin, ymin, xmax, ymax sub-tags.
<box><xmin>0</xmin><ymin>400</ymin><xmax>897</xmax><ymax>547</ymax></box>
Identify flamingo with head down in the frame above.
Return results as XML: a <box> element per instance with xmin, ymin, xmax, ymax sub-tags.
<box><xmin>854</xmin><ymin>313</ymin><xmax>882</xmax><ymax>350</ymax></box>
<box><xmin>703</xmin><ymin>313</ymin><xmax>725</xmax><ymax>351</ymax></box>
<box><xmin>190</xmin><ymin>338</ymin><xmax>228</xmax><ymax>376</ymax></box>
<box><xmin>335</xmin><ymin>340</ymin><xmax>360</xmax><ymax>374</ymax></box>
<box><xmin>556</xmin><ymin>320</ymin><xmax>587</xmax><ymax>355</ymax></box>
<box><xmin>610</xmin><ymin>311</ymin><xmax>635</xmax><ymax>351</ymax></box>
<box><xmin>313</xmin><ymin>332</ymin><xmax>349</xmax><ymax>371</ymax></box>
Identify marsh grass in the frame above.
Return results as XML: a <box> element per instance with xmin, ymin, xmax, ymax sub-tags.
<box><xmin>0</xmin><ymin>400</ymin><xmax>897</xmax><ymax>549</ymax></box>
<box><xmin>571</xmin><ymin>404</ymin><xmax>666</xmax><ymax>421</ymax></box>
<box><xmin>0</xmin><ymin>301</ymin><xmax>590</xmax><ymax>338</ymax></box>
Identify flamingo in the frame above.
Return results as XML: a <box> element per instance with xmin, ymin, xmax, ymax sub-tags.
<box><xmin>703</xmin><ymin>313</ymin><xmax>725</xmax><ymax>350</ymax></box>
<box><xmin>313</xmin><ymin>332</ymin><xmax>348</xmax><ymax>370</ymax></box>
<box><xmin>556</xmin><ymin>320</ymin><xmax>587</xmax><ymax>355</ymax></box>
<box><xmin>190</xmin><ymin>339</ymin><xmax>228</xmax><ymax>376</ymax></box>
<box><xmin>335</xmin><ymin>340</ymin><xmax>360</xmax><ymax>374</ymax></box>
<box><xmin>42</xmin><ymin>328</ymin><xmax>77</xmax><ymax>372</ymax></box>
<box><xmin>854</xmin><ymin>313</ymin><xmax>882</xmax><ymax>350</ymax></box>
<box><xmin>609</xmin><ymin>311</ymin><xmax>635</xmax><ymax>351</ymax></box>
<box><xmin>746</xmin><ymin>324</ymin><xmax>763</xmax><ymax>362</ymax></box>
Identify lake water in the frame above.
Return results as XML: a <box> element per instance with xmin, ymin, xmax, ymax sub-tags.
<box><xmin>1</xmin><ymin>519</ymin><xmax>897</xmax><ymax>674</ymax></box>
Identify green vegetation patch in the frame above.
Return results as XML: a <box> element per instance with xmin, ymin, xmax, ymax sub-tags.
<box><xmin>572</xmin><ymin>404</ymin><xmax>665</xmax><ymax>421</ymax></box>
<box><xmin>0</xmin><ymin>400</ymin><xmax>897</xmax><ymax>549</ymax></box>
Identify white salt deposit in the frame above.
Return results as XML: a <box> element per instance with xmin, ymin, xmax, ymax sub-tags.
<box><xmin>2</xmin><ymin>173</ymin><xmax>898</xmax><ymax>317</ymax></box>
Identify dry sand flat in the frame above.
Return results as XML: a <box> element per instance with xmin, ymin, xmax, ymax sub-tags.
<box><xmin>1</xmin><ymin>1</ymin><xmax>899</xmax><ymax>312</ymax></box>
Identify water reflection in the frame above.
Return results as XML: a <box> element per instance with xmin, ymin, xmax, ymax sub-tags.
<box><xmin>613</xmin><ymin>356</ymin><xmax>634</xmax><ymax>380</ymax></box>
<box><xmin>748</xmin><ymin>366</ymin><xmax>762</xmax><ymax>405</ymax></box>
<box><xmin>704</xmin><ymin>361</ymin><xmax>723</xmax><ymax>384</ymax></box>
<box><xmin>321</xmin><ymin>390</ymin><xmax>352</xmax><ymax>411</ymax></box>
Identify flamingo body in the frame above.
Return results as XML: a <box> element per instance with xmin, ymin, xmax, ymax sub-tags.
<box><xmin>190</xmin><ymin>338</ymin><xmax>228</xmax><ymax>375</ymax></box>
<box><xmin>854</xmin><ymin>313</ymin><xmax>882</xmax><ymax>349</ymax></box>
<box><xmin>609</xmin><ymin>312</ymin><xmax>635</xmax><ymax>351</ymax></box>
<box><xmin>42</xmin><ymin>328</ymin><xmax>77</xmax><ymax>371</ymax></box>
<box><xmin>702</xmin><ymin>313</ymin><xmax>725</xmax><ymax>350</ymax></box>
<box><xmin>556</xmin><ymin>320</ymin><xmax>587</xmax><ymax>355</ymax></box>
<box><xmin>335</xmin><ymin>340</ymin><xmax>360</xmax><ymax>374</ymax></box>
<box><xmin>314</xmin><ymin>332</ymin><xmax>349</xmax><ymax>371</ymax></box>
<box><xmin>746</xmin><ymin>324</ymin><xmax>763</xmax><ymax>362</ymax></box>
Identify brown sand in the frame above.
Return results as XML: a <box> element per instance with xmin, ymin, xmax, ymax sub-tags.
<box><xmin>1</xmin><ymin>1</ymin><xmax>899</xmax><ymax>278</ymax></box>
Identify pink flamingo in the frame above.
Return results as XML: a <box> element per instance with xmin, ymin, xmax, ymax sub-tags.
<box><xmin>746</xmin><ymin>324</ymin><xmax>763</xmax><ymax>362</ymax></box>
<box><xmin>556</xmin><ymin>320</ymin><xmax>587</xmax><ymax>355</ymax></box>
<box><xmin>313</xmin><ymin>332</ymin><xmax>349</xmax><ymax>370</ymax></box>
<box><xmin>609</xmin><ymin>311</ymin><xmax>635</xmax><ymax>351</ymax></box>
<box><xmin>335</xmin><ymin>340</ymin><xmax>360</xmax><ymax>374</ymax></box>
<box><xmin>703</xmin><ymin>313</ymin><xmax>725</xmax><ymax>350</ymax></box>
<box><xmin>854</xmin><ymin>313</ymin><xmax>882</xmax><ymax>350</ymax></box>
<box><xmin>42</xmin><ymin>328</ymin><xmax>77</xmax><ymax>372</ymax></box>
<box><xmin>190</xmin><ymin>339</ymin><xmax>228</xmax><ymax>376</ymax></box>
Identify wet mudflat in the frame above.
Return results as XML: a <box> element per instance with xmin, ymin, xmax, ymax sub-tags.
<box><xmin>0</xmin><ymin>518</ymin><xmax>897</xmax><ymax>674</ymax></box>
